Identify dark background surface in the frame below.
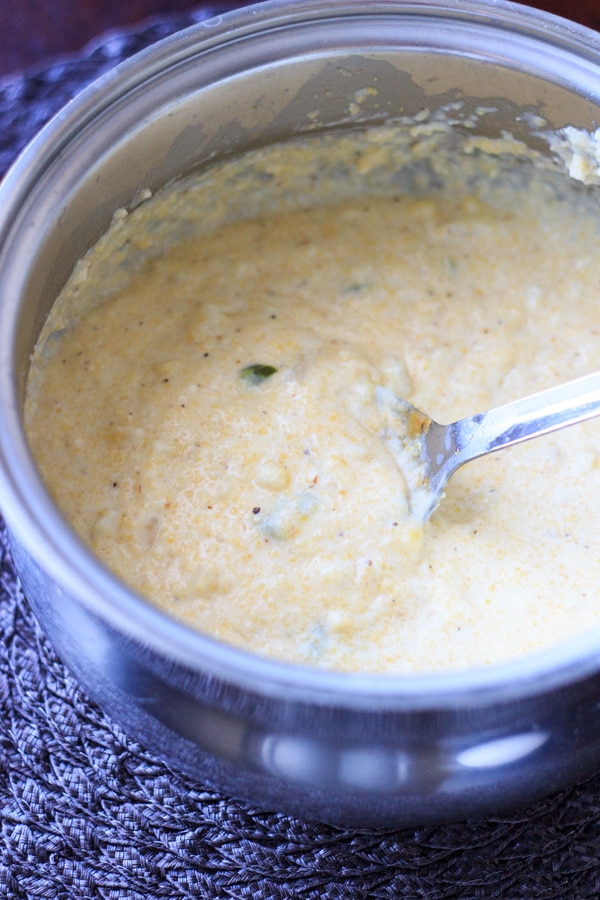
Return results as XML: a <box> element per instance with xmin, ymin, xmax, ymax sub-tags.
<box><xmin>0</xmin><ymin>0</ymin><xmax>598</xmax><ymax>80</ymax></box>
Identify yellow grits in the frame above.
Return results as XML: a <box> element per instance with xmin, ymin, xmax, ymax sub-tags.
<box><xmin>24</xmin><ymin>126</ymin><xmax>600</xmax><ymax>673</ymax></box>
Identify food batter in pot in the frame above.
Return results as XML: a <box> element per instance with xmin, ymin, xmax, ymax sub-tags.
<box><xmin>25</xmin><ymin>126</ymin><xmax>600</xmax><ymax>673</ymax></box>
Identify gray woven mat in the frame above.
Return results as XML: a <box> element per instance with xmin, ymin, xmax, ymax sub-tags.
<box><xmin>2</xmin><ymin>6</ymin><xmax>600</xmax><ymax>898</ymax></box>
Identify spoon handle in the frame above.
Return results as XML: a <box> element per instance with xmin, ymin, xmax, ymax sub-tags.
<box><xmin>451</xmin><ymin>369</ymin><xmax>600</xmax><ymax>471</ymax></box>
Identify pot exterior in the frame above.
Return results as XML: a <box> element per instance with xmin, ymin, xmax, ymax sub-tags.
<box><xmin>3</xmin><ymin>0</ymin><xmax>600</xmax><ymax>826</ymax></box>
<box><xmin>10</xmin><ymin>529</ymin><xmax>600</xmax><ymax>827</ymax></box>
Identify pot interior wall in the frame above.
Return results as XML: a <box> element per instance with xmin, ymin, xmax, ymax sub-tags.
<box><xmin>9</xmin><ymin>10</ymin><xmax>600</xmax><ymax>404</ymax></box>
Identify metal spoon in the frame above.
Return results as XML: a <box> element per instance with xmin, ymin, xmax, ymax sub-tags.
<box><xmin>385</xmin><ymin>370</ymin><xmax>600</xmax><ymax>522</ymax></box>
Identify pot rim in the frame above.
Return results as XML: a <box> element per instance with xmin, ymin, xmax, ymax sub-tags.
<box><xmin>2</xmin><ymin>0</ymin><xmax>600</xmax><ymax>710</ymax></box>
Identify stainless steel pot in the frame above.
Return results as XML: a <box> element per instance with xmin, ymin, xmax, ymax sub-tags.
<box><xmin>2</xmin><ymin>0</ymin><xmax>600</xmax><ymax>828</ymax></box>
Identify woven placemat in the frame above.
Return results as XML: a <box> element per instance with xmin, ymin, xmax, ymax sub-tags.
<box><xmin>2</xmin><ymin>6</ymin><xmax>600</xmax><ymax>898</ymax></box>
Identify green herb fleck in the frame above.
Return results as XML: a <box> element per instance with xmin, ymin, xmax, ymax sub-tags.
<box><xmin>239</xmin><ymin>363</ymin><xmax>278</xmax><ymax>384</ymax></box>
<box><xmin>343</xmin><ymin>281</ymin><xmax>372</xmax><ymax>294</ymax></box>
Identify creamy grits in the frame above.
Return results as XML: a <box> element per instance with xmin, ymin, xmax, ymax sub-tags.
<box><xmin>25</xmin><ymin>127</ymin><xmax>600</xmax><ymax>673</ymax></box>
